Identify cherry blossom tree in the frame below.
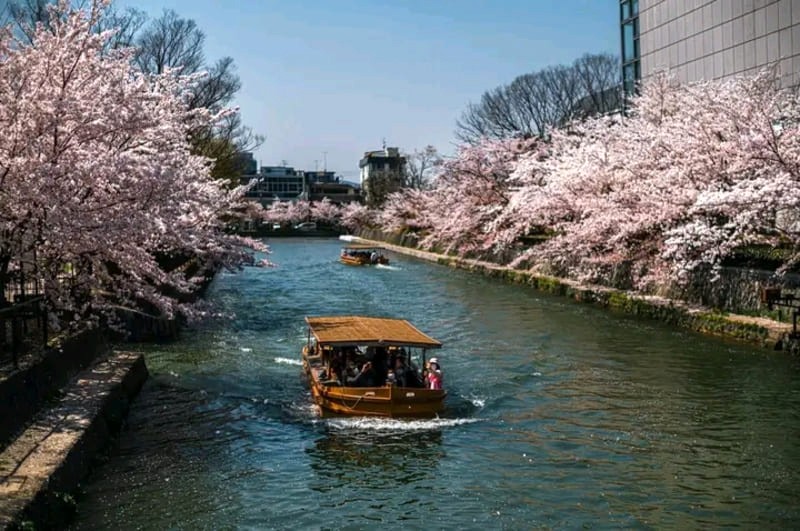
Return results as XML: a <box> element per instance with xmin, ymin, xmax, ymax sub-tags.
<box><xmin>377</xmin><ymin>69</ymin><xmax>800</xmax><ymax>293</ymax></box>
<box><xmin>498</xmin><ymin>70</ymin><xmax>800</xmax><ymax>288</ymax></box>
<box><xmin>377</xmin><ymin>189</ymin><xmax>436</xmax><ymax>234</ymax></box>
<box><xmin>412</xmin><ymin>137</ymin><xmax>538</xmax><ymax>257</ymax></box>
<box><xmin>310</xmin><ymin>198</ymin><xmax>342</xmax><ymax>226</ymax></box>
<box><xmin>340</xmin><ymin>202</ymin><xmax>375</xmax><ymax>232</ymax></box>
<box><xmin>263</xmin><ymin>199</ymin><xmax>336</xmax><ymax>226</ymax></box>
<box><xmin>0</xmin><ymin>0</ymin><xmax>266</xmax><ymax>329</ymax></box>
<box><xmin>261</xmin><ymin>201</ymin><xmax>293</xmax><ymax>226</ymax></box>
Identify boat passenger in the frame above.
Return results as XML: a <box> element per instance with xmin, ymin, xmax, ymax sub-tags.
<box><xmin>392</xmin><ymin>355</ymin><xmax>408</xmax><ymax>387</ymax></box>
<box><xmin>425</xmin><ymin>358</ymin><xmax>443</xmax><ymax>390</ymax></box>
<box><xmin>370</xmin><ymin>251</ymin><xmax>379</xmax><ymax>264</ymax></box>
<box><xmin>373</xmin><ymin>347</ymin><xmax>389</xmax><ymax>383</ymax></box>
<box><xmin>347</xmin><ymin>361</ymin><xmax>378</xmax><ymax>387</ymax></box>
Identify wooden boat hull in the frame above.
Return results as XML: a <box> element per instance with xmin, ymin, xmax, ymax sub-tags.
<box><xmin>303</xmin><ymin>348</ymin><xmax>444</xmax><ymax>418</ymax></box>
<box><xmin>339</xmin><ymin>255</ymin><xmax>390</xmax><ymax>266</ymax></box>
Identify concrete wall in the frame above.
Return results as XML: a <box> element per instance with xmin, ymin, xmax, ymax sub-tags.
<box><xmin>640</xmin><ymin>0</ymin><xmax>800</xmax><ymax>87</ymax></box>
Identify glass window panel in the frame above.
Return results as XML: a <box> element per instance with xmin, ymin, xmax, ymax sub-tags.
<box><xmin>632</xmin><ymin>0</ymin><xmax>638</xmax><ymax>16</ymax></box>
<box><xmin>622</xmin><ymin>1</ymin><xmax>631</xmax><ymax>20</ymax></box>
<box><xmin>623</xmin><ymin>22</ymin><xmax>636</xmax><ymax>61</ymax></box>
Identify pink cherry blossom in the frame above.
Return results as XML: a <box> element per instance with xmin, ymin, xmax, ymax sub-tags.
<box><xmin>0</xmin><ymin>0</ymin><xmax>267</xmax><ymax>329</ymax></box>
<box><xmin>367</xmin><ymin>69</ymin><xmax>800</xmax><ymax>292</ymax></box>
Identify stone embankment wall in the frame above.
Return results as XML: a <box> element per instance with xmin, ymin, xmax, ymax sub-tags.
<box><xmin>357</xmin><ymin>228</ymin><xmax>800</xmax><ymax>316</ymax></box>
<box><xmin>0</xmin><ymin>351</ymin><xmax>148</xmax><ymax>530</ymax></box>
<box><xmin>0</xmin><ymin>330</ymin><xmax>109</xmax><ymax>447</ymax></box>
<box><xmin>356</xmin><ymin>229</ymin><xmax>796</xmax><ymax>351</ymax></box>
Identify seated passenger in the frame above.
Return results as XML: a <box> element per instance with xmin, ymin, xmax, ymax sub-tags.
<box><xmin>347</xmin><ymin>361</ymin><xmax>378</xmax><ymax>387</ymax></box>
<box><xmin>394</xmin><ymin>356</ymin><xmax>413</xmax><ymax>387</ymax></box>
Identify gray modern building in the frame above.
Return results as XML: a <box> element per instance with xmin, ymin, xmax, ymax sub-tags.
<box><xmin>622</xmin><ymin>0</ymin><xmax>800</xmax><ymax>93</ymax></box>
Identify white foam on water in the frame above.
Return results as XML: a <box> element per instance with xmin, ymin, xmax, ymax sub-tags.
<box><xmin>375</xmin><ymin>264</ymin><xmax>401</xmax><ymax>271</ymax></box>
<box><xmin>466</xmin><ymin>395</ymin><xmax>486</xmax><ymax>408</ymax></box>
<box><xmin>322</xmin><ymin>416</ymin><xmax>480</xmax><ymax>432</ymax></box>
<box><xmin>286</xmin><ymin>402</ymin><xmax>319</xmax><ymax>420</ymax></box>
<box><xmin>240</xmin><ymin>347</ymin><xmax>253</xmax><ymax>352</ymax></box>
<box><xmin>274</xmin><ymin>357</ymin><xmax>303</xmax><ymax>366</ymax></box>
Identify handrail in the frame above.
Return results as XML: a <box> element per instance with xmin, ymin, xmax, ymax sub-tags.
<box><xmin>0</xmin><ymin>296</ymin><xmax>45</xmax><ymax>316</ymax></box>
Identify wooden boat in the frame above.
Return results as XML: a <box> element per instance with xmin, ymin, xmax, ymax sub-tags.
<box><xmin>302</xmin><ymin>316</ymin><xmax>446</xmax><ymax>418</ymax></box>
<box><xmin>339</xmin><ymin>244</ymin><xmax>390</xmax><ymax>266</ymax></box>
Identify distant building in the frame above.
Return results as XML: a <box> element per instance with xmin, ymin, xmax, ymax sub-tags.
<box><xmin>304</xmin><ymin>170</ymin><xmax>338</xmax><ymax>184</ymax></box>
<box><xmin>359</xmin><ymin>146</ymin><xmax>406</xmax><ymax>207</ymax></box>
<box><xmin>621</xmin><ymin>0</ymin><xmax>800</xmax><ymax>94</ymax></box>
<box><xmin>306</xmin><ymin>170</ymin><xmax>361</xmax><ymax>204</ymax></box>
<box><xmin>309</xmin><ymin>180</ymin><xmax>361</xmax><ymax>204</ymax></box>
<box><xmin>241</xmin><ymin>166</ymin><xmax>305</xmax><ymax>205</ymax></box>
<box><xmin>241</xmin><ymin>165</ymin><xmax>361</xmax><ymax>206</ymax></box>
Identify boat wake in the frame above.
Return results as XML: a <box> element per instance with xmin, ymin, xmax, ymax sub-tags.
<box><xmin>320</xmin><ymin>416</ymin><xmax>480</xmax><ymax>432</ymax></box>
<box><xmin>274</xmin><ymin>357</ymin><xmax>303</xmax><ymax>366</ymax></box>
<box><xmin>463</xmin><ymin>394</ymin><xmax>487</xmax><ymax>408</ymax></box>
<box><xmin>375</xmin><ymin>264</ymin><xmax>401</xmax><ymax>271</ymax></box>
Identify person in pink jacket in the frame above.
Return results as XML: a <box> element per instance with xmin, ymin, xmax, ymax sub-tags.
<box><xmin>425</xmin><ymin>358</ymin><xmax>443</xmax><ymax>390</ymax></box>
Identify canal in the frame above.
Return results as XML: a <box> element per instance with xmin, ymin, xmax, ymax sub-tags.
<box><xmin>72</xmin><ymin>238</ymin><xmax>800</xmax><ymax>529</ymax></box>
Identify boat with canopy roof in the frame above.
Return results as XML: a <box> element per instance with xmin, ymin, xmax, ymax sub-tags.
<box><xmin>339</xmin><ymin>244</ymin><xmax>389</xmax><ymax>266</ymax></box>
<box><xmin>301</xmin><ymin>316</ymin><xmax>446</xmax><ymax>417</ymax></box>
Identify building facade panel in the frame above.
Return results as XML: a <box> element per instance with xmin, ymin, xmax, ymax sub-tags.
<box><xmin>626</xmin><ymin>0</ymin><xmax>800</xmax><ymax>91</ymax></box>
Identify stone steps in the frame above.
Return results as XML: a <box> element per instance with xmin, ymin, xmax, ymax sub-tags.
<box><xmin>0</xmin><ymin>351</ymin><xmax>148</xmax><ymax>530</ymax></box>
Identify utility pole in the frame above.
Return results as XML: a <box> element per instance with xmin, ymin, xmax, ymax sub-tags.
<box><xmin>323</xmin><ymin>151</ymin><xmax>328</xmax><ymax>173</ymax></box>
<box><xmin>314</xmin><ymin>159</ymin><xmax>319</xmax><ymax>171</ymax></box>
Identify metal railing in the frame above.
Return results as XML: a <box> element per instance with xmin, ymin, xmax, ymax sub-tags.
<box><xmin>0</xmin><ymin>295</ymin><xmax>48</xmax><ymax>370</ymax></box>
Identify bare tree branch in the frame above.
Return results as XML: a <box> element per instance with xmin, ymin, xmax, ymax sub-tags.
<box><xmin>455</xmin><ymin>52</ymin><xmax>622</xmax><ymax>143</ymax></box>
<box><xmin>404</xmin><ymin>145</ymin><xmax>442</xmax><ymax>189</ymax></box>
<box><xmin>134</xmin><ymin>9</ymin><xmax>205</xmax><ymax>76</ymax></box>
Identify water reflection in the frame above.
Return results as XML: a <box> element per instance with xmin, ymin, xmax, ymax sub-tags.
<box><xmin>308</xmin><ymin>425</ymin><xmax>445</xmax><ymax>484</ymax></box>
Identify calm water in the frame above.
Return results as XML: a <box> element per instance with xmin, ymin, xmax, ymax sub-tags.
<box><xmin>72</xmin><ymin>238</ymin><xmax>800</xmax><ymax>529</ymax></box>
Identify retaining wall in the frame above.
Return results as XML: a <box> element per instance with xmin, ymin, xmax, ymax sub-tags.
<box><xmin>356</xmin><ymin>231</ymin><xmax>795</xmax><ymax>351</ymax></box>
<box><xmin>0</xmin><ymin>351</ymin><xmax>148</xmax><ymax>530</ymax></box>
<box><xmin>0</xmin><ymin>329</ymin><xmax>109</xmax><ymax>448</ymax></box>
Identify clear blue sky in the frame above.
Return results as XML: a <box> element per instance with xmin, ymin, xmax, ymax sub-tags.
<box><xmin>118</xmin><ymin>0</ymin><xmax>620</xmax><ymax>181</ymax></box>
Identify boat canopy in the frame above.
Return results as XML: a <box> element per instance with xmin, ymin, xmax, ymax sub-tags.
<box><xmin>341</xmin><ymin>244</ymin><xmax>384</xmax><ymax>250</ymax></box>
<box><xmin>305</xmin><ymin>316</ymin><xmax>442</xmax><ymax>349</ymax></box>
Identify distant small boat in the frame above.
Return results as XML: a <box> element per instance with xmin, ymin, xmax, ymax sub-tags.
<box><xmin>339</xmin><ymin>244</ymin><xmax>389</xmax><ymax>266</ymax></box>
<box><xmin>301</xmin><ymin>315</ymin><xmax>446</xmax><ymax>417</ymax></box>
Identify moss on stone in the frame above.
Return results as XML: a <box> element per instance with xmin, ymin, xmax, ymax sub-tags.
<box><xmin>361</xmin><ymin>232</ymin><xmax>781</xmax><ymax>350</ymax></box>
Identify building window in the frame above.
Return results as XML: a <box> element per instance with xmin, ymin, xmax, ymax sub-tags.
<box><xmin>620</xmin><ymin>0</ymin><xmax>640</xmax><ymax>96</ymax></box>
